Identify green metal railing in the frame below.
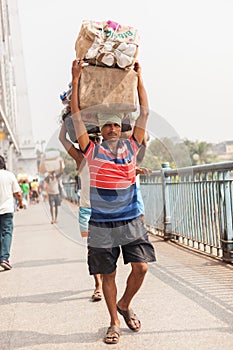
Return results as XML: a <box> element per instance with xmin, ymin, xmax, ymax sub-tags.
<box><xmin>63</xmin><ymin>161</ymin><xmax>233</xmax><ymax>263</ymax></box>
<box><xmin>140</xmin><ymin>162</ymin><xmax>233</xmax><ymax>263</ymax></box>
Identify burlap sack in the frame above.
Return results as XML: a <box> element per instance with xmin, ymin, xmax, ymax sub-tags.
<box><xmin>75</xmin><ymin>20</ymin><xmax>103</xmax><ymax>59</ymax></box>
<box><xmin>75</xmin><ymin>20</ymin><xmax>139</xmax><ymax>68</ymax></box>
<box><xmin>79</xmin><ymin>65</ymin><xmax>138</xmax><ymax>113</ymax></box>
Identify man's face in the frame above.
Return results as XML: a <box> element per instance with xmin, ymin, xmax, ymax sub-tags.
<box><xmin>101</xmin><ymin>122</ymin><xmax>121</xmax><ymax>141</ymax></box>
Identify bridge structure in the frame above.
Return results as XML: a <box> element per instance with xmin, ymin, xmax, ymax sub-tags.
<box><xmin>0</xmin><ymin>2</ymin><xmax>233</xmax><ymax>347</ymax></box>
<box><xmin>0</xmin><ymin>0</ymin><xmax>37</xmax><ymax>175</ymax></box>
<box><xmin>64</xmin><ymin>161</ymin><xmax>233</xmax><ymax>265</ymax></box>
<box><xmin>0</xmin><ymin>192</ymin><xmax>233</xmax><ymax>349</ymax></box>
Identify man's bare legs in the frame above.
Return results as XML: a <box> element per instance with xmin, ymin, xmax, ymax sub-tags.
<box><xmin>50</xmin><ymin>205</ymin><xmax>58</xmax><ymax>224</ymax></box>
<box><xmin>117</xmin><ymin>262</ymin><xmax>148</xmax><ymax>330</ymax></box>
<box><xmin>50</xmin><ymin>205</ymin><xmax>54</xmax><ymax>224</ymax></box>
<box><xmin>92</xmin><ymin>274</ymin><xmax>103</xmax><ymax>301</ymax></box>
<box><xmin>102</xmin><ymin>270</ymin><xmax>120</xmax><ymax>328</ymax></box>
<box><xmin>94</xmin><ymin>274</ymin><xmax>102</xmax><ymax>291</ymax></box>
<box><xmin>54</xmin><ymin>205</ymin><xmax>58</xmax><ymax>223</ymax></box>
<box><xmin>102</xmin><ymin>262</ymin><xmax>148</xmax><ymax>330</ymax></box>
<box><xmin>80</xmin><ymin>232</ymin><xmax>103</xmax><ymax>301</ymax></box>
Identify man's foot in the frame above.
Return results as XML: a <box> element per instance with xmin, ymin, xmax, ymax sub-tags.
<box><xmin>117</xmin><ymin>304</ymin><xmax>141</xmax><ymax>332</ymax></box>
<box><xmin>0</xmin><ymin>260</ymin><xmax>12</xmax><ymax>270</ymax></box>
<box><xmin>51</xmin><ymin>220</ymin><xmax>54</xmax><ymax>224</ymax></box>
<box><xmin>91</xmin><ymin>290</ymin><xmax>102</xmax><ymax>302</ymax></box>
<box><xmin>104</xmin><ymin>325</ymin><xmax>120</xmax><ymax>344</ymax></box>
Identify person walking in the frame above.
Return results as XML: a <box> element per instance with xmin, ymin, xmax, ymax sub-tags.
<box><xmin>20</xmin><ymin>179</ymin><xmax>30</xmax><ymax>208</ymax></box>
<box><xmin>70</xmin><ymin>59</ymin><xmax>156</xmax><ymax>344</ymax></box>
<box><xmin>0</xmin><ymin>155</ymin><xmax>23</xmax><ymax>270</ymax></box>
<box><xmin>29</xmin><ymin>178</ymin><xmax>40</xmax><ymax>204</ymax></box>
<box><xmin>59</xmin><ymin>124</ymin><xmax>103</xmax><ymax>301</ymax></box>
<box><xmin>44</xmin><ymin>162</ymin><xmax>63</xmax><ymax>224</ymax></box>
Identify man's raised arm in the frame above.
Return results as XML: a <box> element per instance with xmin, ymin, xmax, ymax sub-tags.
<box><xmin>71</xmin><ymin>59</ymin><xmax>90</xmax><ymax>151</ymax></box>
<box><xmin>133</xmin><ymin>61</ymin><xmax>149</xmax><ymax>144</ymax></box>
<box><xmin>59</xmin><ymin>122</ymin><xmax>84</xmax><ymax>170</ymax></box>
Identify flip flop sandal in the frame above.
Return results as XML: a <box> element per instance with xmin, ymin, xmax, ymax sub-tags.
<box><xmin>91</xmin><ymin>290</ymin><xmax>102</xmax><ymax>302</ymax></box>
<box><xmin>117</xmin><ymin>305</ymin><xmax>141</xmax><ymax>332</ymax></box>
<box><xmin>104</xmin><ymin>325</ymin><xmax>120</xmax><ymax>344</ymax></box>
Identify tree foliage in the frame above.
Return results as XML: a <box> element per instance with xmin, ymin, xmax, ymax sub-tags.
<box><xmin>141</xmin><ymin>138</ymin><xmax>217</xmax><ymax>170</ymax></box>
<box><xmin>141</xmin><ymin>137</ymin><xmax>192</xmax><ymax>170</ymax></box>
<box><xmin>183</xmin><ymin>139</ymin><xmax>217</xmax><ymax>165</ymax></box>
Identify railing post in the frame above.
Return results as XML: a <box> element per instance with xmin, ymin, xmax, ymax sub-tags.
<box><xmin>161</xmin><ymin>162</ymin><xmax>172</xmax><ymax>240</ymax></box>
<box><xmin>220</xmin><ymin>170</ymin><xmax>233</xmax><ymax>263</ymax></box>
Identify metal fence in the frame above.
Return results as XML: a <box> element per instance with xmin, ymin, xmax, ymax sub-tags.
<box><xmin>63</xmin><ymin>181</ymin><xmax>78</xmax><ymax>203</ymax></box>
<box><xmin>63</xmin><ymin>161</ymin><xmax>233</xmax><ymax>263</ymax></box>
<box><xmin>140</xmin><ymin>162</ymin><xmax>233</xmax><ymax>263</ymax></box>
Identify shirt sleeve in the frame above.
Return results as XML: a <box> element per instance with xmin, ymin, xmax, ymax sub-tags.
<box><xmin>129</xmin><ymin>135</ymin><xmax>141</xmax><ymax>155</ymax></box>
<box><xmin>81</xmin><ymin>140</ymin><xmax>95</xmax><ymax>161</ymax></box>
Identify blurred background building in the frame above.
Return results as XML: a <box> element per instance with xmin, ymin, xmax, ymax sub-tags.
<box><xmin>0</xmin><ymin>0</ymin><xmax>37</xmax><ymax>176</ymax></box>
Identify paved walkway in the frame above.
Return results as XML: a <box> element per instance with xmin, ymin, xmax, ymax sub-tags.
<box><xmin>0</xmin><ymin>200</ymin><xmax>233</xmax><ymax>350</ymax></box>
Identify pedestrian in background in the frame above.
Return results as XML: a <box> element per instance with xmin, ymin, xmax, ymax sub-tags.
<box><xmin>29</xmin><ymin>178</ymin><xmax>40</xmax><ymax>204</ymax></box>
<box><xmin>59</xmin><ymin>123</ymin><xmax>103</xmax><ymax>302</ymax></box>
<box><xmin>44</xmin><ymin>162</ymin><xmax>63</xmax><ymax>224</ymax></box>
<box><xmin>20</xmin><ymin>179</ymin><xmax>30</xmax><ymax>208</ymax></box>
<box><xmin>0</xmin><ymin>155</ymin><xmax>23</xmax><ymax>270</ymax></box>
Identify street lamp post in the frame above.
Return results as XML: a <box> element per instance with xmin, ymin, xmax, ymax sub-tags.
<box><xmin>35</xmin><ymin>140</ymin><xmax>46</xmax><ymax>173</ymax></box>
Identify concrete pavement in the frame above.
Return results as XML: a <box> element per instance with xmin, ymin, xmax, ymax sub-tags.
<box><xmin>0</xmin><ymin>200</ymin><xmax>233</xmax><ymax>350</ymax></box>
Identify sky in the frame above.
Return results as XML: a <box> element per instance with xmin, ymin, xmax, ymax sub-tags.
<box><xmin>16</xmin><ymin>0</ymin><xmax>233</xmax><ymax>146</ymax></box>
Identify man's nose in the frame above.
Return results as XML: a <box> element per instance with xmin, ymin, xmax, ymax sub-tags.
<box><xmin>111</xmin><ymin>123</ymin><xmax>118</xmax><ymax>131</ymax></box>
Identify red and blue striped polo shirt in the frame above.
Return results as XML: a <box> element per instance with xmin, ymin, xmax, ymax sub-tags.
<box><xmin>82</xmin><ymin>135</ymin><xmax>141</xmax><ymax>222</ymax></box>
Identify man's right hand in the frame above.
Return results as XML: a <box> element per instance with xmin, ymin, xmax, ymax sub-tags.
<box><xmin>134</xmin><ymin>61</ymin><xmax>142</xmax><ymax>76</ymax></box>
<box><xmin>72</xmin><ymin>59</ymin><xmax>85</xmax><ymax>81</ymax></box>
<box><xmin>18</xmin><ymin>202</ymin><xmax>24</xmax><ymax>209</ymax></box>
<box><xmin>14</xmin><ymin>192</ymin><xmax>24</xmax><ymax>209</ymax></box>
<box><xmin>71</xmin><ymin>59</ymin><xmax>90</xmax><ymax>152</ymax></box>
<box><xmin>136</xmin><ymin>166</ymin><xmax>152</xmax><ymax>176</ymax></box>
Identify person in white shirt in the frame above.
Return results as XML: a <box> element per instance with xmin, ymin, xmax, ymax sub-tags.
<box><xmin>0</xmin><ymin>155</ymin><xmax>23</xmax><ymax>270</ymax></box>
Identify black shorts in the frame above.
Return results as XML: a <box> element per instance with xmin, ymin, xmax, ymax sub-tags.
<box><xmin>48</xmin><ymin>194</ymin><xmax>61</xmax><ymax>207</ymax></box>
<box><xmin>31</xmin><ymin>190</ymin><xmax>38</xmax><ymax>198</ymax></box>
<box><xmin>88</xmin><ymin>216</ymin><xmax>156</xmax><ymax>275</ymax></box>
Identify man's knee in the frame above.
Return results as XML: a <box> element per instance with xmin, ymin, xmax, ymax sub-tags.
<box><xmin>102</xmin><ymin>269</ymin><xmax>116</xmax><ymax>282</ymax></box>
<box><xmin>131</xmin><ymin>262</ymin><xmax>148</xmax><ymax>276</ymax></box>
